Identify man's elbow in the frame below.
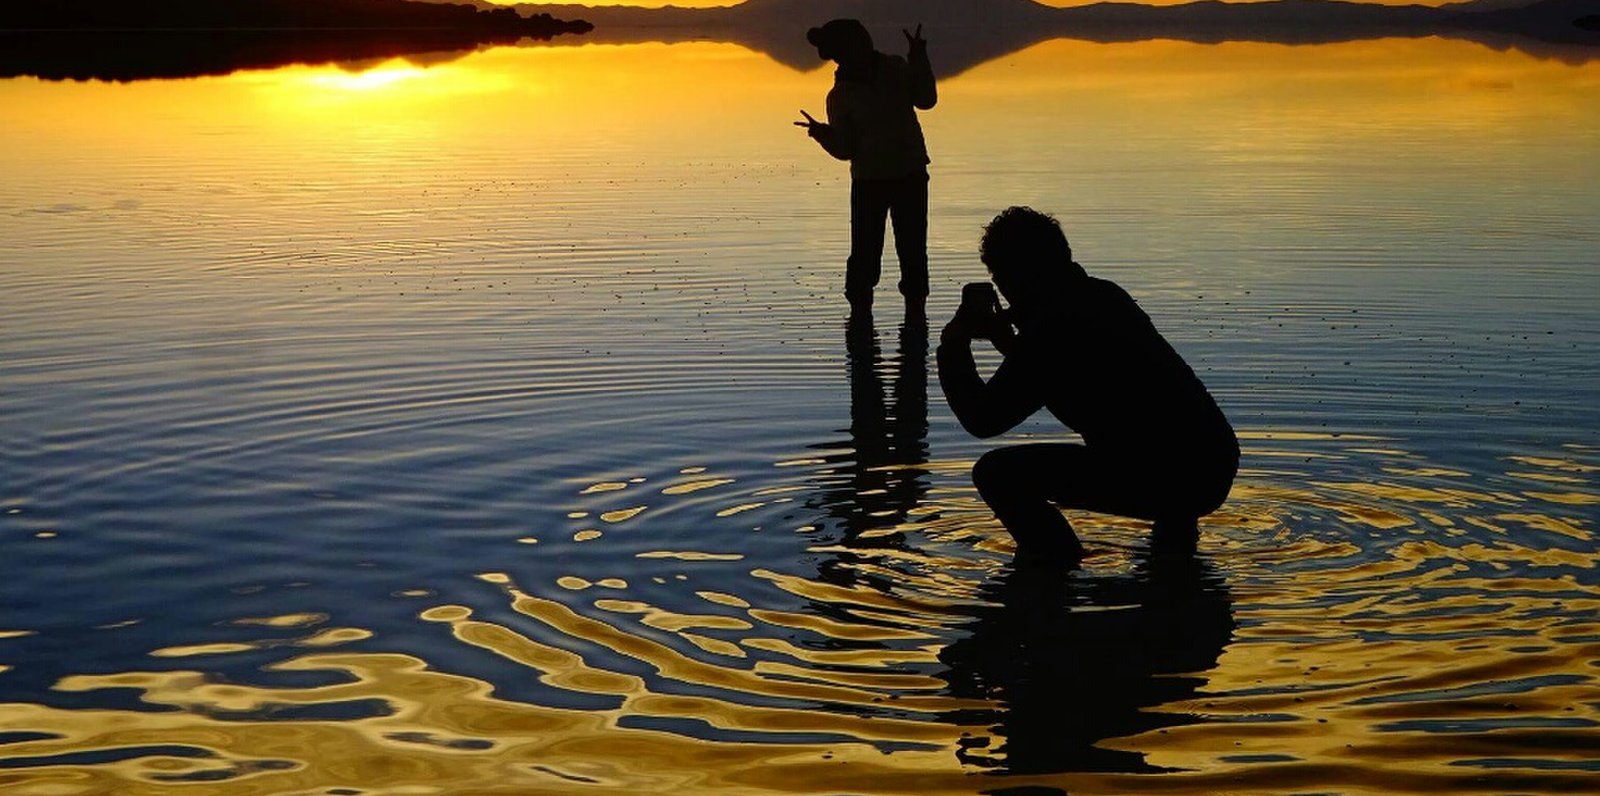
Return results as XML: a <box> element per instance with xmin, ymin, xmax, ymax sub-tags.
<box><xmin>914</xmin><ymin>95</ymin><xmax>938</xmax><ymax>111</ymax></box>
<box><xmin>819</xmin><ymin>135</ymin><xmax>855</xmax><ymax>161</ymax></box>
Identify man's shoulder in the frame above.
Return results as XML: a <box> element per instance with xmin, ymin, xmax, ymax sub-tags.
<box><xmin>1083</xmin><ymin>274</ymin><xmax>1128</xmax><ymax>295</ymax></box>
<box><xmin>1080</xmin><ymin>275</ymin><xmax>1140</xmax><ymax>309</ymax></box>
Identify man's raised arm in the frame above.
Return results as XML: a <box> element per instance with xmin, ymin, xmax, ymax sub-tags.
<box><xmin>905</xmin><ymin>25</ymin><xmax>937</xmax><ymax>110</ymax></box>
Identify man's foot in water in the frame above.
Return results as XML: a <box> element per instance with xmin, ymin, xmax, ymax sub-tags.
<box><xmin>845</xmin><ymin>287</ymin><xmax>873</xmax><ymax>310</ymax></box>
<box><xmin>1150</xmin><ymin>519</ymin><xmax>1200</xmax><ymax>559</ymax></box>
<box><xmin>1009</xmin><ymin>532</ymin><xmax>1085</xmax><ymax>571</ymax></box>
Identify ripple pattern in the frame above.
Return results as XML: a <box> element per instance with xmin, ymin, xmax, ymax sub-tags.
<box><xmin>3</xmin><ymin>37</ymin><xmax>1599</xmax><ymax>796</ymax></box>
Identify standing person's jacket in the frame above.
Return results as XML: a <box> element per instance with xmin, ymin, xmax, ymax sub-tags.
<box><xmin>815</xmin><ymin>50</ymin><xmax>937</xmax><ymax>180</ymax></box>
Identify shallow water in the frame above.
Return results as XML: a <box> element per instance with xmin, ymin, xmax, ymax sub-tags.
<box><xmin>1</xmin><ymin>37</ymin><xmax>1598</xmax><ymax>794</ymax></box>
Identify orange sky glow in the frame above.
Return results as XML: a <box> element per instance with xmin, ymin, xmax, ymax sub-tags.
<box><xmin>482</xmin><ymin>0</ymin><xmax>1470</xmax><ymax>7</ymax></box>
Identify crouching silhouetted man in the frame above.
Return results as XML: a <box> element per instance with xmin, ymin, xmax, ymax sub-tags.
<box><xmin>937</xmin><ymin>207</ymin><xmax>1239</xmax><ymax>562</ymax></box>
<box><xmin>796</xmin><ymin>19</ymin><xmax>937</xmax><ymax>311</ymax></box>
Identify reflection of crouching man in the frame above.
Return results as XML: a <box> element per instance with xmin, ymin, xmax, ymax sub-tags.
<box><xmin>938</xmin><ymin>207</ymin><xmax>1239</xmax><ymax>562</ymax></box>
<box><xmin>796</xmin><ymin>19</ymin><xmax>937</xmax><ymax>311</ymax></box>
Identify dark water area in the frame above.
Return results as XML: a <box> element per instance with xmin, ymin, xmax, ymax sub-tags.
<box><xmin>0</xmin><ymin>35</ymin><xmax>1597</xmax><ymax>794</ymax></box>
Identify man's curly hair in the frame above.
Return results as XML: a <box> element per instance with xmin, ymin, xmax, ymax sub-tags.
<box><xmin>979</xmin><ymin>206</ymin><xmax>1073</xmax><ymax>274</ymax></box>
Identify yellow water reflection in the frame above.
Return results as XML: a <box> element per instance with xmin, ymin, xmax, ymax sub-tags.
<box><xmin>3</xmin><ymin>34</ymin><xmax>1598</xmax><ymax>796</ymax></box>
<box><xmin>3</xmin><ymin>37</ymin><xmax>1598</xmax><ymax>195</ymax></box>
<box><xmin>2</xmin><ymin>437</ymin><xmax>1595</xmax><ymax>793</ymax></box>
<box><xmin>298</xmin><ymin>65</ymin><xmax>434</xmax><ymax>93</ymax></box>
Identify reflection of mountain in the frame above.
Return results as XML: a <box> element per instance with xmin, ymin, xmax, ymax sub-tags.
<box><xmin>506</xmin><ymin>0</ymin><xmax>1600</xmax><ymax>71</ymax></box>
<box><xmin>0</xmin><ymin>0</ymin><xmax>591</xmax><ymax>82</ymax></box>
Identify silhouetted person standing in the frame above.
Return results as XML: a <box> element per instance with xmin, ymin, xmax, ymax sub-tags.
<box><xmin>938</xmin><ymin>207</ymin><xmax>1239</xmax><ymax>562</ymax></box>
<box><xmin>796</xmin><ymin>19</ymin><xmax>937</xmax><ymax>311</ymax></box>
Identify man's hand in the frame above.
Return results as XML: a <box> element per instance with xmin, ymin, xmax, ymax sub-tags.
<box><xmin>945</xmin><ymin>284</ymin><xmax>1009</xmax><ymax>345</ymax></box>
<box><xmin>903</xmin><ymin>23</ymin><xmax>936</xmax><ymax>109</ymax></box>
<box><xmin>941</xmin><ymin>316</ymin><xmax>973</xmax><ymax>347</ymax></box>
<box><xmin>955</xmin><ymin>309</ymin><xmax>1011</xmax><ymax>343</ymax></box>
<box><xmin>793</xmin><ymin>109</ymin><xmax>828</xmax><ymax>140</ymax></box>
<box><xmin>903</xmin><ymin>24</ymin><xmax>927</xmax><ymax>60</ymax></box>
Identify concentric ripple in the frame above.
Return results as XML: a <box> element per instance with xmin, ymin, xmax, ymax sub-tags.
<box><xmin>2</xmin><ymin>439</ymin><xmax>1594</xmax><ymax>794</ymax></box>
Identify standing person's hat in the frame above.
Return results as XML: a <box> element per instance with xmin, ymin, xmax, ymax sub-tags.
<box><xmin>806</xmin><ymin>18</ymin><xmax>873</xmax><ymax>61</ymax></box>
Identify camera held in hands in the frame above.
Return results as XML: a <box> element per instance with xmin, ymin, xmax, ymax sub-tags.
<box><xmin>955</xmin><ymin>281</ymin><xmax>1008</xmax><ymax>341</ymax></box>
<box><xmin>961</xmin><ymin>281</ymin><xmax>1000</xmax><ymax>318</ymax></box>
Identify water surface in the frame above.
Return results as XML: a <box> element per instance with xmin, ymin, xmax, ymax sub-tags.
<box><xmin>1</xmin><ymin>37</ymin><xmax>1597</xmax><ymax>794</ymax></box>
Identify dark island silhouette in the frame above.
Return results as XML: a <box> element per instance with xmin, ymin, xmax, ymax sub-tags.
<box><xmin>0</xmin><ymin>0</ymin><xmax>591</xmax><ymax>82</ymax></box>
<box><xmin>6</xmin><ymin>0</ymin><xmax>1594</xmax><ymax>82</ymax></box>
<box><xmin>500</xmin><ymin>0</ymin><xmax>1600</xmax><ymax>71</ymax></box>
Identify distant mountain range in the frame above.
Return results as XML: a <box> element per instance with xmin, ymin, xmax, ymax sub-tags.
<box><xmin>497</xmin><ymin>0</ymin><xmax>1600</xmax><ymax>71</ymax></box>
<box><xmin>3</xmin><ymin>0</ymin><xmax>1595</xmax><ymax>82</ymax></box>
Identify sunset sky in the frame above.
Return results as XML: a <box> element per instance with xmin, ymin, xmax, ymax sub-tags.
<box><xmin>482</xmin><ymin>0</ymin><xmax>1471</xmax><ymax>7</ymax></box>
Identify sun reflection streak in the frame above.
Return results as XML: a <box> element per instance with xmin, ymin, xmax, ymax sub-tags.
<box><xmin>302</xmin><ymin>66</ymin><xmax>428</xmax><ymax>92</ymax></box>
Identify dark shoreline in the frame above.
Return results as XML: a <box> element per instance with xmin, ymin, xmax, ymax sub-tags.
<box><xmin>0</xmin><ymin>0</ymin><xmax>591</xmax><ymax>81</ymax></box>
<box><xmin>0</xmin><ymin>29</ymin><xmax>574</xmax><ymax>83</ymax></box>
<box><xmin>0</xmin><ymin>0</ymin><xmax>591</xmax><ymax>33</ymax></box>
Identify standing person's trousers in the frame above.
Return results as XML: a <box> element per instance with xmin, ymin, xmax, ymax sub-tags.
<box><xmin>847</xmin><ymin>171</ymin><xmax>929</xmax><ymax>305</ymax></box>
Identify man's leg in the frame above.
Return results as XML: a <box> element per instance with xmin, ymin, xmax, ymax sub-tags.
<box><xmin>1149</xmin><ymin>447</ymin><xmax>1238</xmax><ymax>557</ymax></box>
<box><xmin>973</xmin><ymin>444</ymin><xmax>1094</xmax><ymax>560</ymax></box>
<box><xmin>973</xmin><ymin>443</ymin><xmax>1179</xmax><ymax>560</ymax></box>
<box><xmin>847</xmin><ymin>179</ymin><xmax>891</xmax><ymax>307</ymax></box>
<box><xmin>888</xmin><ymin>172</ymin><xmax>929</xmax><ymax>305</ymax></box>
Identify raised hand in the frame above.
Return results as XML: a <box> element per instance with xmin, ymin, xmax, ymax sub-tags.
<box><xmin>793</xmin><ymin>109</ymin><xmax>828</xmax><ymax>139</ymax></box>
<box><xmin>903</xmin><ymin>24</ymin><xmax>927</xmax><ymax>59</ymax></box>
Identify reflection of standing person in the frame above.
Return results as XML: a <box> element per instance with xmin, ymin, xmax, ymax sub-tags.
<box><xmin>839</xmin><ymin>307</ymin><xmax>929</xmax><ymax>537</ymax></box>
<box><xmin>807</xmin><ymin>306</ymin><xmax>930</xmax><ymax>590</ymax></box>
<box><xmin>796</xmin><ymin>19</ymin><xmax>937</xmax><ymax>312</ymax></box>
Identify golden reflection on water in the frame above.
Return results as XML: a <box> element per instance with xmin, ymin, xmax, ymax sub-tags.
<box><xmin>2</xmin><ymin>438</ymin><xmax>1596</xmax><ymax>794</ymax></box>
<box><xmin>3</xmin><ymin>37</ymin><xmax>1598</xmax><ymax>202</ymax></box>
<box><xmin>3</xmin><ymin>33</ymin><xmax>1599</xmax><ymax>795</ymax></box>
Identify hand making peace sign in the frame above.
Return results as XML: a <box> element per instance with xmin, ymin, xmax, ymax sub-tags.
<box><xmin>904</xmin><ymin>24</ymin><xmax>927</xmax><ymax>60</ymax></box>
<box><xmin>793</xmin><ymin>109</ymin><xmax>828</xmax><ymax>139</ymax></box>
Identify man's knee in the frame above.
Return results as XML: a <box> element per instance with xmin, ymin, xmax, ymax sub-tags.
<box><xmin>895</xmin><ymin>250</ymin><xmax>928</xmax><ymax>274</ymax></box>
<box><xmin>972</xmin><ymin>448</ymin><xmax>1017</xmax><ymax>497</ymax></box>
